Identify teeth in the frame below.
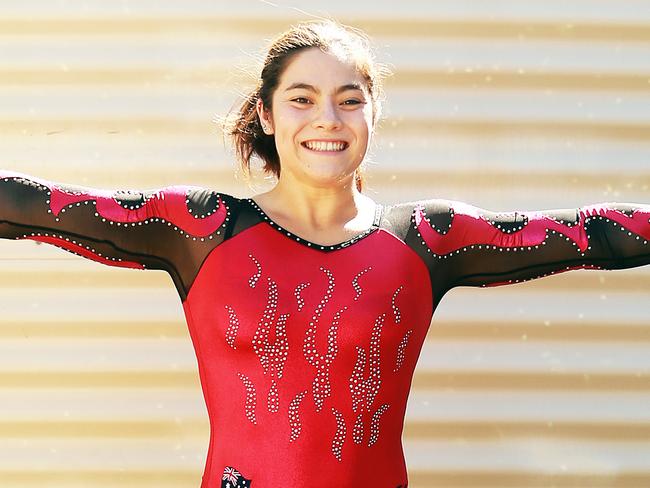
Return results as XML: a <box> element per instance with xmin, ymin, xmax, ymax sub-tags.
<box><xmin>304</xmin><ymin>141</ymin><xmax>346</xmax><ymax>152</ymax></box>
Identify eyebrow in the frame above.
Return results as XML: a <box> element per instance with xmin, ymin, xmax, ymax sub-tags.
<box><xmin>284</xmin><ymin>82</ymin><xmax>365</xmax><ymax>95</ymax></box>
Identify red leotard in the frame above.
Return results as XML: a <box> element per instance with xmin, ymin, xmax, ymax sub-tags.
<box><xmin>1</xmin><ymin>169</ymin><xmax>649</xmax><ymax>487</ymax></box>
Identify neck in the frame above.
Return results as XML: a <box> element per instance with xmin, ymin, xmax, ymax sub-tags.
<box><xmin>256</xmin><ymin>174</ymin><xmax>370</xmax><ymax>231</ymax></box>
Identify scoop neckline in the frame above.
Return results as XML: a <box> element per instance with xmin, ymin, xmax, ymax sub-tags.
<box><xmin>245</xmin><ymin>197</ymin><xmax>383</xmax><ymax>251</ymax></box>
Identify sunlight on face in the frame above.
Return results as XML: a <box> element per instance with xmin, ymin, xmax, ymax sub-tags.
<box><xmin>265</xmin><ymin>47</ymin><xmax>374</xmax><ymax>188</ymax></box>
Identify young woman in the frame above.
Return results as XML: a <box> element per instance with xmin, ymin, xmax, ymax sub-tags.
<box><xmin>1</xmin><ymin>20</ymin><xmax>649</xmax><ymax>488</ymax></box>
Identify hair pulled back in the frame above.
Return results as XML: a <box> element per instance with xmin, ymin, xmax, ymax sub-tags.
<box><xmin>224</xmin><ymin>19</ymin><xmax>391</xmax><ymax>192</ymax></box>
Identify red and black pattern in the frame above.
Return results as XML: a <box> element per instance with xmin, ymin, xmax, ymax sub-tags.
<box><xmin>1</xmin><ymin>169</ymin><xmax>648</xmax><ymax>487</ymax></box>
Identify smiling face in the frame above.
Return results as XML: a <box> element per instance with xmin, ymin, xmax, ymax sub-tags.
<box><xmin>256</xmin><ymin>47</ymin><xmax>374</xmax><ymax>189</ymax></box>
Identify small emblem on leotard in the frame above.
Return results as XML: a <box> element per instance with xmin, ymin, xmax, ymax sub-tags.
<box><xmin>221</xmin><ymin>465</ymin><xmax>252</xmax><ymax>487</ymax></box>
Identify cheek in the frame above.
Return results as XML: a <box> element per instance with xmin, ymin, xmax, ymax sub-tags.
<box><xmin>276</xmin><ymin>111</ymin><xmax>309</xmax><ymax>137</ymax></box>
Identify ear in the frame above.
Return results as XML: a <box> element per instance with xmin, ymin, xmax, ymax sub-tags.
<box><xmin>255</xmin><ymin>98</ymin><xmax>274</xmax><ymax>135</ymax></box>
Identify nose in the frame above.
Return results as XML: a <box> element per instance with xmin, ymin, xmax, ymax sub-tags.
<box><xmin>311</xmin><ymin>99</ymin><xmax>342</xmax><ymax>130</ymax></box>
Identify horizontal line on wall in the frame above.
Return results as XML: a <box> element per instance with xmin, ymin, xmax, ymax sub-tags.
<box><xmin>0</xmin><ymin>419</ymin><xmax>207</xmax><ymax>438</ymax></box>
<box><xmin>1</xmin><ymin>68</ymin><xmax>649</xmax><ymax>93</ymax></box>
<box><xmin>0</xmin><ymin>320</ymin><xmax>646</xmax><ymax>348</ymax></box>
<box><xmin>0</xmin><ymin>468</ymin><xmax>648</xmax><ymax>488</ymax></box>
<box><xmin>407</xmin><ymin>470</ymin><xmax>650</xmax><ymax>488</ymax></box>
<box><xmin>0</xmin><ymin>370</ymin><xmax>646</xmax><ymax>390</ymax></box>
<box><xmin>3</xmin><ymin>118</ymin><xmax>650</xmax><ymax>142</ymax></box>
<box><xmin>0</xmin><ymin>319</ymin><xmax>647</xmax><ymax>342</ymax></box>
<box><xmin>395</xmin><ymin>70</ymin><xmax>650</xmax><ymax>91</ymax></box>
<box><xmin>428</xmin><ymin>321</ymin><xmax>650</xmax><ymax>342</ymax></box>
<box><xmin>412</xmin><ymin>371</ymin><xmax>650</xmax><ymax>390</ymax></box>
<box><xmin>0</xmin><ymin>371</ymin><xmax>200</xmax><ymax>388</ymax></box>
<box><xmin>0</xmin><ymin>268</ymin><xmax>647</xmax><ymax>290</ymax></box>
<box><xmin>0</xmin><ymin>321</ymin><xmax>185</xmax><ymax>338</ymax></box>
<box><xmin>0</xmin><ymin>470</ymin><xmax>198</xmax><ymax>486</ymax></box>
<box><xmin>0</xmin><ymin>418</ymin><xmax>648</xmax><ymax>442</ymax></box>
<box><xmin>0</xmin><ymin>166</ymin><xmax>647</xmax><ymax>192</ymax></box>
<box><xmin>0</xmin><ymin>270</ymin><xmax>171</xmax><ymax>288</ymax></box>
<box><xmin>403</xmin><ymin>420</ymin><xmax>650</xmax><ymax>441</ymax></box>
<box><xmin>0</xmin><ymin>18</ymin><xmax>649</xmax><ymax>42</ymax></box>
<box><xmin>0</xmin><ymin>316</ymin><xmax>648</xmax><ymax>342</ymax></box>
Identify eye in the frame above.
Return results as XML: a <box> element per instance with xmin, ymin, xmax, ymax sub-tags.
<box><xmin>343</xmin><ymin>99</ymin><xmax>363</xmax><ymax>105</ymax></box>
<box><xmin>291</xmin><ymin>97</ymin><xmax>311</xmax><ymax>104</ymax></box>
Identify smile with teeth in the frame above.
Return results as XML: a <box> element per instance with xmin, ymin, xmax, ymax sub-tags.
<box><xmin>302</xmin><ymin>140</ymin><xmax>348</xmax><ymax>152</ymax></box>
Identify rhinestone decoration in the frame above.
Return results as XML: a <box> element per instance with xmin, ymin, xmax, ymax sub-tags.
<box><xmin>268</xmin><ymin>379</ymin><xmax>280</xmax><ymax>414</ymax></box>
<box><xmin>391</xmin><ymin>285</ymin><xmax>403</xmax><ymax>324</ymax></box>
<box><xmin>303</xmin><ymin>267</ymin><xmax>342</xmax><ymax>412</ymax></box>
<box><xmin>252</xmin><ymin>276</ymin><xmax>289</xmax><ymax>414</ymax></box>
<box><xmin>352</xmin><ymin>412</ymin><xmax>365</xmax><ymax>445</ymax></box>
<box><xmin>347</xmin><ymin>313</ymin><xmax>387</xmax><ymax>447</ymax></box>
<box><xmin>288</xmin><ymin>390</ymin><xmax>309</xmax><ymax>442</ymax></box>
<box><xmin>224</xmin><ymin>304</ymin><xmax>240</xmax><ymax>350</ymax></box>
<box><xmin>0</xmin><ymin>174</ymin><xmax>230</xmax><ymax>261</ymax></box>
<box><xmin>352</xmin><ymin>266</ymin><xmax>372</xmax><ymax>301</ymax></box>
<box><xmin>294</xmin><ymin>282</ymin><xmax>310</xmax><ymax>311</ymax></box>
<box><xmin>17</xmin><ymin>232</ymin><xmax>144</xmax><ymax>269</ymax></box>
<box><xmin>349</xmin><ymin>313</ymin><xmax>385</xmax><ymax>414</ymax></box>
<box><xmin>413</xmin><ymin>200</ymin><xmax>650</xmax><ymax>262</ymax></box>
<box><xmin>393</xmin><ymin>330</ymin><xmax>413</xmax><ymax>373</ymax></box>
<box><xmin>247</xmin><ymin>198</ymin><xmax>380</xmax><ymax>251</ymax></box>
<box><xmin>248</xmin><ymin>254</ymin><xmax>262</xmax><ymax>288</ymax></box>
<box><xmin>368</xmin><ymin>403</ymin><xmax>390</xmax><ymax>447</ymax></box>
<box><xmin>331</xmin><ymin>407</ymin><xmax>346</xmax><ymax>461</ymax></box>
<box><xmin>185</xmin><ymin>187</ymin><xmax>221</xmax><ymax>219</ymax></box>
<box><xmin>237</xmin><ymin>372</ymin><xmax>257</xmax><ymax>425</ymax></box>
<box><xmin>305</xmin><ymin>305</ymin><xmax>346</xmax><ymax>413</ymax></box>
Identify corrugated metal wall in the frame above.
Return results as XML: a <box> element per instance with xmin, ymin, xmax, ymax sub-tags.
<box><xmin>1</xmin><ymin>1</ymin><xmax>649</xmax><ymax>486</ymax></box>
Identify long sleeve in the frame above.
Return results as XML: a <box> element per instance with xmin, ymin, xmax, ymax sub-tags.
<box><xmin>0</xmin><ymin>170</ymin><xmax>233</xmax><ymax>300</ymax></box>
<box><xmin>411</xmin><ymin>198</ymin><xmax>650</xmax><ymax>292</ymax></box>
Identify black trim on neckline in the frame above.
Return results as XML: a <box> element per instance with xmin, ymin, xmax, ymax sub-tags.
<box><xmin>245</xmin><ymin>198</ymin><xmax>383</xmax><ymax>251</ymax></box>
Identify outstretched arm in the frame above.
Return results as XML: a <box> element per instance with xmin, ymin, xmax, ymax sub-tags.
<box><xmin>0</xmin><ymin>169</ymin><xmax>231</xmax><ymax>299</ymax></box>
<box><xmin>413</xmin><ymin>199</ymin><xmax>650</xmax><ymax>292</ymax></box>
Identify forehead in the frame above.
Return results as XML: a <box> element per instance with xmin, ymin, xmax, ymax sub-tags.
<box><xmin>278</xmin><ymin>47</ymin><xmax>368</xmax><ymax>92</ymax></box>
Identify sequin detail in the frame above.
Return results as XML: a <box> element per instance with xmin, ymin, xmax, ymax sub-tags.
<box><xmin>331</xmin><ymin>407</ymin><xmax>346</xmax><ymax>461</ymax></box>
<box><xmin>352</xmin><ymin>412</ymin><xmax>365</xmax><ymax>444</ymax></box>
<box><xmin>349</xmin><ymin>313</ymin><xmax>385</xmax><ymax>413</ymax></box>
<box><xmin>248</xmin><ymin>254</ymin><xmax>262</xmax><ymax>288</ymax></box>
<box><xmin>414</xmin><ymin>201</ymin><xmax>650</xmax><ymax>260</ymax></box>
<box><xmin>394</xmin><ymin>330</ymin><xmax>413</xmax><ymax>373</ymax></box>
<box><xmin>305</xmin><ymin>305</ymin><xmax>346</xmax><ymax>412</ymax></box>
<box><xmin>237</xmin><ymin>373</ymin><xmax>257</xmax><ymax>425</ymax></box>
<box><xmin>268</xmin><ymin>379</ymin><xmax>279</xmax><ymax>413</ymax></box>
<box><xmin>224</xmin><ymin>305</ymin><xmax>240</xmax><ymax>349</ymax></box>
<box><xmin>303</xmin><ymin>267</ymin><xmax>341</xmax><ymax>412</ymax></box>
<box><xmin>19</xmin><ymin>233</ymin><xmax>145</xmax><ymax>269</ymax></box>
<box><xmin>252</xmin><ymin>277</ymin><xmax>289</xmax><ymax>414</ymax></box>
<box><xmin>185</xmin><ymin>188</ymin><xmax>221</xmax><ymax>219</ymax></box>
<box><xmin>368</xmin><ymin>403</ymin><xmax>390</xmax><ymax>447</ymax></box>
<box><xmin>288</xmin><ymin>390</ymin><xmax>308</xmax><ymax>442</ymax></box>
<box><xmin>0</xmin><ymin>174</ymin><xmax>230</xmax><ymax>264</ymax></box>
<box><xmin>294</xmin><ymin>282</ymin><xmax>310</xmax><ymax>311</ymax></box>
<box><xmin>347</xmin><ymin>313</ymin><xmax>387</xmax><ymax>447</ymax></box>
<box><xmin>391</xmin><ymin>285</ymin><xmax>403</xmax><ymax>324</ymax></box>
<box><xmin>352</xmin><ymin>266</ymin><xmax>372</xmax><ymax>301</ymax></box>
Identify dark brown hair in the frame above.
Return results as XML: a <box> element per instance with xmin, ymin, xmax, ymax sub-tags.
<box><xmin>222</xmin><ymin>19</ymin><xmax>392</xmax><ymax>192</ymax></box>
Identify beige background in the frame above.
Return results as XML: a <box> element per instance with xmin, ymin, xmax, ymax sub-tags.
<box><xmin>0</xmin><ymin>1</ymin><xmax>649</xmax><ymax>486</ymax></box>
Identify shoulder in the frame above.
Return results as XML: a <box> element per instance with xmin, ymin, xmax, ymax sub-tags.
<box><xmin>148</xmin><ymin>185</ymin><xmax>243</xmax><ymax>221</ymax></box>
<box><xmin>383</xmin><ymin>198</ymin><xmax>459</xmax><ymax>221</ymax></box>
<box><xmin>378</xmin><ymin>198</ymin><xmax>455</xmax><ymax>239</ymax></box>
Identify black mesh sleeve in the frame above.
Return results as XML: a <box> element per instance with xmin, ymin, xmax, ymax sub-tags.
<box><xmin>0</xmin><ymin>170</ymin><xmax>232</xmax><ymax>300</ymax></box>
<box><xmin>411</xmin><ymin>199</ymin><xmax>650</xmax><ymax>292</ymax></box>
